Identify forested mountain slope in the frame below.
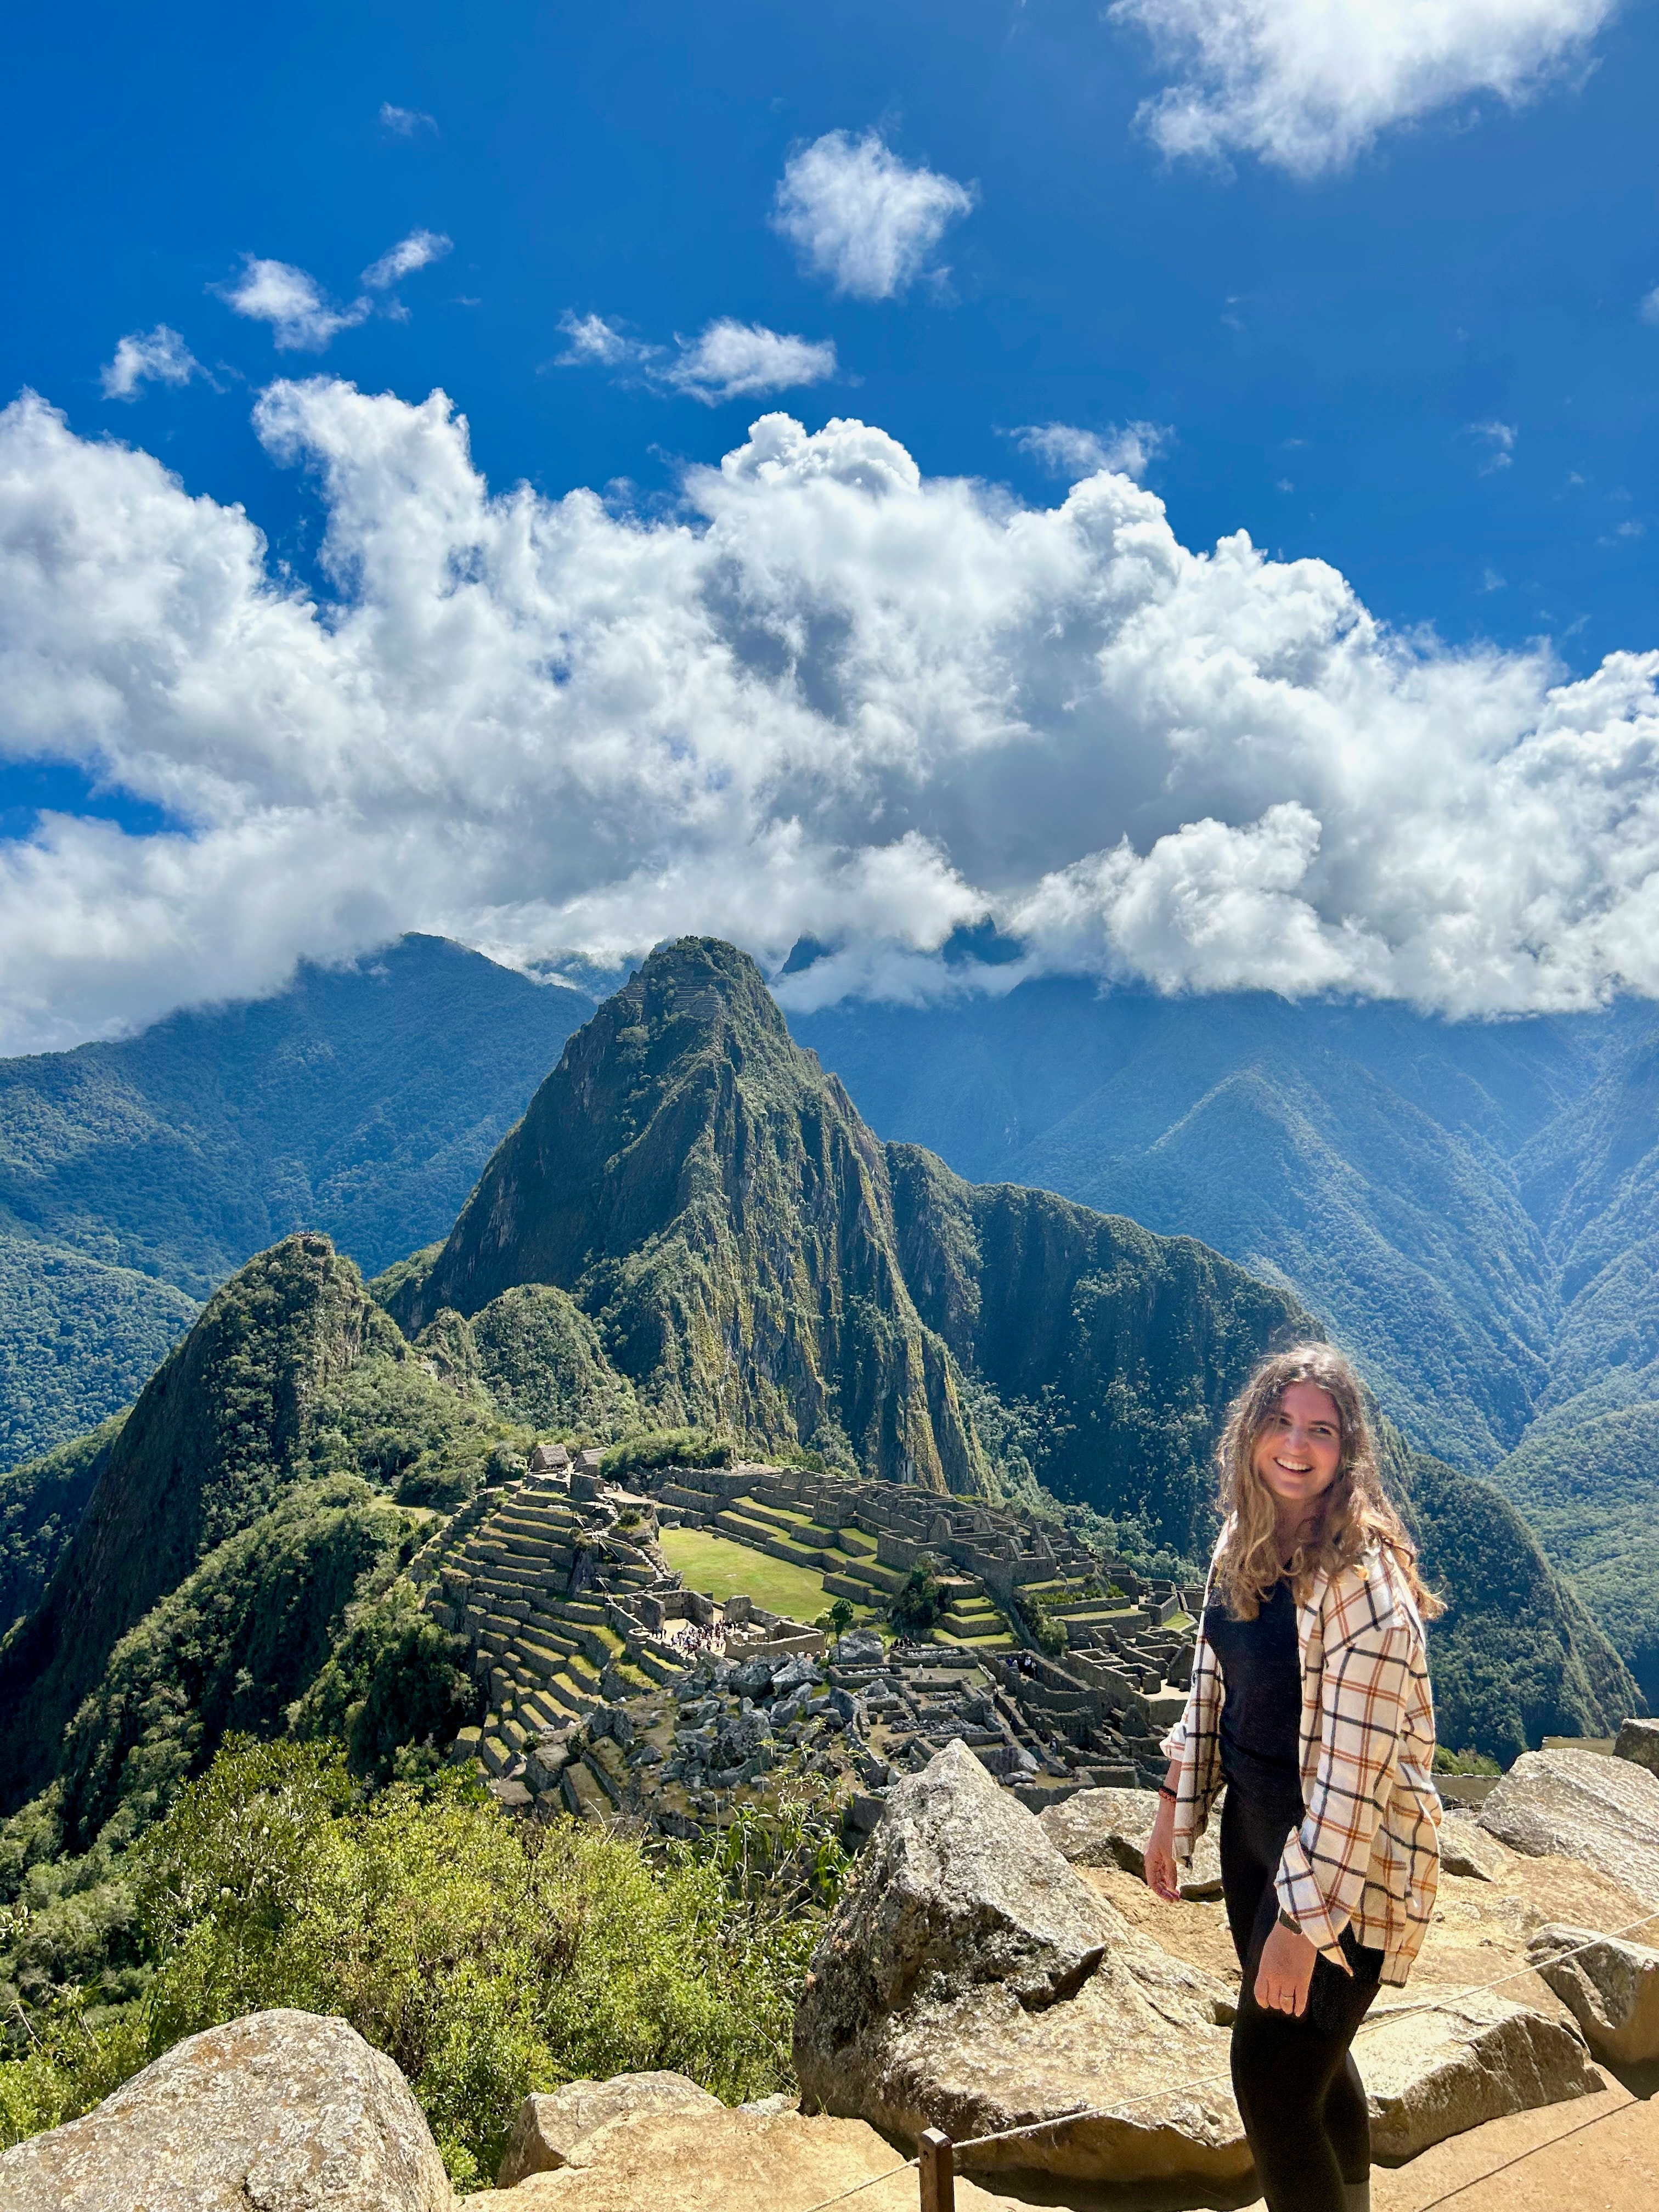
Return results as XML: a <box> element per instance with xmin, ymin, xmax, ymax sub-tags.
<box><xmin>0</xmin><ymin>1232</ymin><xmax>510</xmax><ymax>1831</ymax></box>
<box><xmin>0</xmin><ymin>937</ymin><xmax>594</xmax><ymax>1469</ymax></box>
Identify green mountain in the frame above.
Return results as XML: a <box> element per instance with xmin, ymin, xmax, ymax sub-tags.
<box><xmin>1391</xmin><ymin>1441</ymin><xmax>1638</xmax><ymax>1763</ymax></box>
<box><xmin>0</xmin><ymin>1240</ymin><xmax>198</xmax><ymax>1474</ymax></box>
<box><xmin>0</xmin><ymin>936</ymin><xmax>595</xmax><ymax>1469</ymax></box>
<box><xmin>0</xmin><ymin>1230</ymin><xmax>516</xmax><ymax>1830</ymax></box>
<box><xmin>1487</xmin><ymin>1402</ymin><xmax>1659</xmax><ymax>1705</ymax></box>
<box><xmin>389</xmin><ymin>938</ymin><xmax>1300</xmax><ymax>1538</ymax></box>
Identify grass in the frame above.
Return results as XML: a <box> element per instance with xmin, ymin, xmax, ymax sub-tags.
<box><xmin>657</xmin><ymin>1527</ymin><xmax>877</xmax><ymax>1627</ymax></box>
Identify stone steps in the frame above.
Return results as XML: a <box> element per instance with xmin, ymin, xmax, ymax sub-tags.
<box><xmin>522</xmin><ymin>1688</ymin><xmax>574</xmax><ymax>1730</ymax></box>
<box><xmin>824</xmin><ymin>1561</ymin><xmax>906</xmax><ymax>1601</ymax></box>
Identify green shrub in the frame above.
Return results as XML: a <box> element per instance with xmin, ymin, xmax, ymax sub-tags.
<box><xmin>1434</xmin><ymin>1745</ymin><xmax>1502</xmax><ymax>1776</ymax></box>
<box><xmin>289</xmin><ymin>1583</ymin><xmax>479</xmax><ymax>1786</ymax></box>
<box><xmin>888</xmin><ymin>1559</ymin><xmax>942</xmax><ymax>1640</ymax></box>
<box><xmin>1010</xmin><ymin>1587</ymin><xmax>1066</xmax><ymax>1658</ymax></box>
<box><xmin>600</xmin><ymin>1429</ymin><xmax>732</xmax><ymax>1479</ymax></box>
<box><xmin>0</xmin><ymin>1738</ymin><xmax>820</xmax><ymax>2189</ymax></box>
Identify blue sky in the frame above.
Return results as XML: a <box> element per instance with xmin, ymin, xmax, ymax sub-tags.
<box><xmin>2</xmin><ymin>0</ymin><xmax>1657</xmax><ymax>1049</ymax></box>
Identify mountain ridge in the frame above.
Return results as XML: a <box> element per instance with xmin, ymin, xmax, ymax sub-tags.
<box><xmin>0</xmin><ymin>936</ymin><xmax>596</xmax><ymax>1469</ymax></box>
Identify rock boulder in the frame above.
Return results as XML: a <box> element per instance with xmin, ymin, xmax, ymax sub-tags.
<box><xmin>1438</xmin><ymin>1810</ymin><xmax>1508</xmax><ymax>1883</ymax></box>
<box><xmin>1357</xmin><ymin>1989</ymin><xmax>1601</xmax><ymax>2160</ymax></box>
<box><xmin>496</xmin><ymin>2072</ymin><xmax>720</xmax><ymax>2186</ymax></box>
<box><xmin>794</xmin><ymin>1739</ymin><xmax>1248</xmax><ymax>2187</ymax></box>
<box><xmin>0</xmin><ymin>2009</ymin><xmax>450</xmax><ymax>2212</ymax></box>
<box><xmin>1479</xmin><ymin>1748</ymin><xmax>1659</xmax><ymax>1905</ymax></box>
<box><xmin>833</xmin><ymin>1628</ymin><xmax>885</xmax><ymax>1667</ymax></box>
<box><xmin>1039</xmin><ymin>1787</ymin><xmax>1224</xmax><ymax>1898</ymax></box>
<box><xmin>1615</xmin><ymin>1717</ymin><xmax>1659</xmax><ymax>1779</ymax></box>
<box><xmin>1526</xmin><ymin>1923</ymin><xmax>1659</xmax><ymax>2064</ymax></box>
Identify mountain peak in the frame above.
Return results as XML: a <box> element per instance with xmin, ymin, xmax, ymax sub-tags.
<box><xmin>390</xmin><ymin>938</ymin><xmax>980</xmax><ymax>1486</ymax></box>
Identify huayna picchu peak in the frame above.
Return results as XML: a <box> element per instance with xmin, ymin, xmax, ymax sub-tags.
<box><xmin>388</xmin><ymin>936</ymin><xmax>1299</xmax><ymax>1522</ymax></box>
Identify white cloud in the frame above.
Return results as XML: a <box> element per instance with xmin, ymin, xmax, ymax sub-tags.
<box><xmin>362</xmin><ymin>229</ymin><xmax>452</xmax><ymax>290</ymax></box>
<box><xmin>2</xmin><ymin>384</ymin><xmax>1659</xmax><ymax>1054</ymax></box>
<box><xmin>100</xmin><ymin>326</ymin><xmax>201</xmax><ymax>401</ymax></box>
<box><xmin>663</xmin><ymin>321</ymin><xmax>837</xmax><ymax>404</ymax></box>
<box><xmin>556</xmin><ymin>312</ymin><xmax>641</xmax><ymax>366</ymax></box>
<box><xmin>216</xmin><ymin>257</ymin><xmax>370</xmax><ymax>351</ymax></box>
<box><xmin>379</xmin><ymin>102</ymin><xmax>436</xmax><ymax>136</ymax></box>
<box><xmin>1014</xmin><ymin>421</ymin><xmax>1171</xmax><ymax>482</ymax></box>
<box><xmin>1469</xmin><ymin>419</ymin><xmax>1517</xmax><ymax>472</ymax></box>
<box><xmin>555</xmin><ymin>312</ymin><xmax>836</xmax><ymax>402</ymax></box>
<box><xmin>1641</xmin><ymin>287</ymin><xmax>1659</xmax><ymax>326</ymax></box>
<box><xmin>772</xmin><ymin>129</ymin><xmax>975</xmax><ymax>301</ymax></box>
<box><xmin>1111</xmin><ymin>0</ymin><xmax>1615</xmax><ymax>174</ymax></box>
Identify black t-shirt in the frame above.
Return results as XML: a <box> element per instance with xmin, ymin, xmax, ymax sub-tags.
<box><xmin>1204</xmin><ymin>1576</ymin><xmax>1304</xmax><ymax>1819</ymax></box>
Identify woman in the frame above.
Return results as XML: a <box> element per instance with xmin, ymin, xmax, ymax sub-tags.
<box><xmin>1144</xmin><ymin>1344</ymin><xmax>1442</xmax><ymax>2212</ymax></box>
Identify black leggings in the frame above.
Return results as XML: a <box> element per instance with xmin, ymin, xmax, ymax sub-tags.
<box><xmin>1221</xmin><ymin>1788</ymin><xmax>1383</xmax><ymax>2212</ymax></box>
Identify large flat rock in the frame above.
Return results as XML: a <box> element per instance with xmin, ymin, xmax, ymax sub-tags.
<box><xmin>496</xmin><ymin>2073</ymin><xmax>720</xmax><ymax>2186</ymax></box>
<box><xmin>470</xmin><ymin>2106</ymin><xmax>1025</xmax><ymax>2212</ymax></box>
<box><xmin>1357</xmin><ymin>1989</ymin><xmax>1601</xmax><ymax>2162</ymax></box>
<box><xmin>1479</xmin><ymin>1748</ymin><xmax>1659</xmax><ymax>1905</ymax></box>
<box><xmin>795</xmin><ymin>1739</ymin><xmax>1248</xmax><ymax>2188</ymax></box>
<box><xmin>1039</xmin><ymin>1786</ymin><xmax>1225</xmax><ymax>1898</ymax></box>
<box><xmin>0</xmin><ymin>2010</ymin><xmax>451</xmax><ymax>2212</ymax></box>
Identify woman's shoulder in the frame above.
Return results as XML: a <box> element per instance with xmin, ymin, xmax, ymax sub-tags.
<box><xmin>1321</xmin><ymin>1538</ymin><xmax>1425</xmax><ymax>1643</ymax></box>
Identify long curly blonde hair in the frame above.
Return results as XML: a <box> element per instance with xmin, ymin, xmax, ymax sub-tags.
<box><xmin>1211</xmin><ymin>1342</ymin><xmax>1443</xmax><ymax>1622</ymax></box>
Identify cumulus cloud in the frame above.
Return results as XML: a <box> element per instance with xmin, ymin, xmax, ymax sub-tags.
<box><xmin>1111</xmin><ymin>0</ymin><xmax>1615</xmax><ymax>174</ymax></box>
<box><xmin>663</xmin><ymin>321</ymin><xmax>837</xmax><ymax>404</ymax></box>
<box><xmin>555</xmin><ymin>312</ymin><xmax>836</xmax><ymax>402</ymax></box>
<box><xmin>361</xmin><ymin>229</ymin><xmax>452</xmax><ymax>289</ymax></box>
<box><xmin>1014</xmin><ymin>421</ymin><xmax>1172</xmax><ymax>481</ymax></box>
<box><xmin>100</xmin><ymin>325</ymin><xmax>201</xmax><ymax>400</ymax></box>
<box><xmin>2</xmin><ymin>384</ymin><xmax>1659</xmax><ymax>1053</ymax></box>
<box><xmin>772</xmin><ymin>129</ymin><xmax>976</xmax><ymax>300</ymax></box>
<box><xmin>217</xmin><ymin>257</ymin><xmax>370</xmax><ymax>350</ymax></box>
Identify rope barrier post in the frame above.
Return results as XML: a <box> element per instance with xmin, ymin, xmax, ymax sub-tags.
<box><xmin>918</xmin><ymin>2129</ymin><xmax>955</xmax><ymax>2212</ymax></box>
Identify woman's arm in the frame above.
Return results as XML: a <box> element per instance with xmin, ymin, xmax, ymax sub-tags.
<box><xmin>1144</xmin><ymin>1758</ymin><xmax>1183</xmax><ymax>1901</ymax></box>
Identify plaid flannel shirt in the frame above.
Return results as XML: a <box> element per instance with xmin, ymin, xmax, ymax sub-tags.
<box><xmin>1161</xmin><ymin>1533</ymin><xmax>1441</xmax><ymax>1987</ymax></box>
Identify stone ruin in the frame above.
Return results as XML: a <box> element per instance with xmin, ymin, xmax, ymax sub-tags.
<box><xmin>406</xmin><ymin>1457</ymin><xmax>1207</xmax><ymax>1839</ymax></box>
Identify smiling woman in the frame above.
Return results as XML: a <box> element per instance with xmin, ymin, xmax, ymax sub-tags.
<box><xmin>1145</xmin><ymin>1342</ymin><xmax>1444</xmax><ymax>2212</ymax></box>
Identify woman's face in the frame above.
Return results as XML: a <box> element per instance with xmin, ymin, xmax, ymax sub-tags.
<box><xmin>1251</xmin><ymin>1381</ymin><xmax>1343</xmax><ymax>1521</ymax></box>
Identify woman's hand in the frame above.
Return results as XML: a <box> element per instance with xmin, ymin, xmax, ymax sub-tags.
<box><xmin>1144</xmin><ymin>1794</ymin><xmax>1180</xmax><ymax>1903</ymax></box>
<box><xmin>1254</xmin><ymin>1918</ymin><xmax>1317</xmax><ymax>2016</ymax></box>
